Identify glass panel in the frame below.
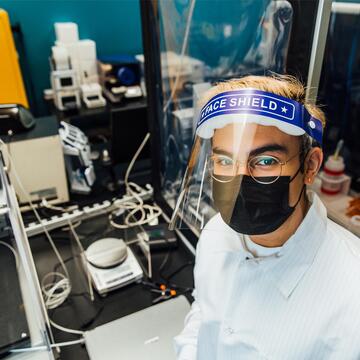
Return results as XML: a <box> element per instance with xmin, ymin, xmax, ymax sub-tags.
<box><xmin>317</xmin><ymin>3</ymin><xmax>360</xmax><ymax>237</ymax></box>
<box><xmin>319</xmin><ymin>3</ymin><xmax>360</xmax><ymax>192</ymax></box>
<box><xmin>157</xmin><ymin>0</ymin><xmax>294</xmax><ymax>228</ymax></box>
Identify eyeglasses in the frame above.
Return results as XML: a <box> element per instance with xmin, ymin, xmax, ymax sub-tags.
<box><xmin>209</xmin><ymin>152</ymin><xmax>301</xmax><ymax>184</ymax></box>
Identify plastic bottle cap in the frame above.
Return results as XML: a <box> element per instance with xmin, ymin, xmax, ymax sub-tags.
<box><xmin>324</xmin><ymin>155</ymin><xmax>345</xmax><ymax>173</ymax></box>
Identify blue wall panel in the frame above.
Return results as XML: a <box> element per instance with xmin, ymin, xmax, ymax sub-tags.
<box><xmin>0</xmin><ymin>0</ymin><xmax>143</xmax><ymax>115</ymax></box>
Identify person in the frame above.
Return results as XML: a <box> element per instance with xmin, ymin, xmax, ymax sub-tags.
<box><xmin>170</xmin><ymin>75</ymin><xmax>360</xmax><ymax>359</ymax></box>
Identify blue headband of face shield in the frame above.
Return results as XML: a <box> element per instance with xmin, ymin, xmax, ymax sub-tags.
<box><xmin>196</xmin><ymin>89</ymin><xmax>323</xmax><ymax>145</ymax></box>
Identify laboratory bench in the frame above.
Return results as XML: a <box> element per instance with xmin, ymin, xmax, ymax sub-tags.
<box><xmin>29</xmin><ymin>224</ymin><xmax>194</xmax><ymax>360</ymax></box>
<box><xmin>22</xmin><ymin>148</ymin><xmax>195</xmax><ymax>360</ymax></box>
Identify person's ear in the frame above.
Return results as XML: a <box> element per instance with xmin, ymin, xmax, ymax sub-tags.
<box><xmin>304</xmin><ymin>147</ymin><xmax>323</xmax><ymax>185</ymax></box>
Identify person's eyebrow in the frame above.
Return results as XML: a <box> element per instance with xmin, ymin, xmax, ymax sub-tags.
<box><xmin>212</xmin><ymin>147</ymin><xmax>234</xmax><ymax>158</ymax></box>
<box><xmin>249</xmin><ymin>144</ymin><xmax>289</xmax><ymax>157</ymax></box>
<box><xmin>212</xmin><ymin>144</ymin><xmax>288</xmax><ymax>158</ymax></box>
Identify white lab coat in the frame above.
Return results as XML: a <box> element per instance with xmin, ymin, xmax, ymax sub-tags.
<box><xmin>174</xmin><ymin>192</ymin><xmax>360</xmax><ymax>359</ymax></box>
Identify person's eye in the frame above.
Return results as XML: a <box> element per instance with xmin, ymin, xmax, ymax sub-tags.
<box><xmin>215</xmin><ymin>156</ymin><xmax>234</xmax><ymax>167</ymax></box>
<box><xmin>253</xmin><ymin>156</ymin><xmax>278</xmax><ymax>167</ymax></box>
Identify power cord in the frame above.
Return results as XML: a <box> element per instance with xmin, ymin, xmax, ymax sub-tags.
<box><xmin>41</xmin><ymin>272</ymin><xmax>71</xmax><ymax>310</ymax></box>
<box><xmin>157</xmin><ymin>243</ymin><xmax>194</xmax><ymax>290</ymax></box>
<box><xmin>162</xmin><ymin>261</ymin><xmax>195</xmax><ymax>286</ymax></box>
<box><xmin>10</xmin><ymin>338</ymin><xmax>85</xmax><ymax>353</ymax></box>
<box><xmin>0</xmin><ymin>139</ymin><xmax>72</xmax><ymax>303</ymax></box>
<box><xmin>66</xmin><ymin>219</ymin><xmax>94</xmax><ymax>302</ymax></box>
<box><xmin>51</xmin><ymin>253</ymin><xmax>105</xmax><ymax>330</ymax></box>
<box><xmin>50</xmin><ymin>319</ymin><xmax>85</xmax><ymax>336</ymax></box>
<box><xmin>109</xmin><ymin>133</ymin><xmax>162</xmax><ymax>229</ymax></box>
<box><xmin>0</xmin><ymin>240</ymin><xmax>19</xmax><ymax>269</ymax></box>
<box><xmin>0</xmin><ymin>140</ymin><xmax>88</xmax><ymax>341</ymax></box>
<box><xmin>41</xmin><ymin>199</ymin><xmax>79</xmax><ymax>213</ymax></box>
<box><xmin>41</xmin><ymin>199</ymin><xmax>82</xmax><ymax>231</ymax></box>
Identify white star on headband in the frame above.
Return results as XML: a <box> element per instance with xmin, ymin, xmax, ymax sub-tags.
<box><xmin>281</xmin><ymin>106</ymin><xmax>288</xmax><ymax>114</ymax></box>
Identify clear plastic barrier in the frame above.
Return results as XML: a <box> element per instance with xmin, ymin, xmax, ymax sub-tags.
<box><xmin>157</xmin><ymin>0</ymin><xmax>293</xmax><ymax>233</ymax></box>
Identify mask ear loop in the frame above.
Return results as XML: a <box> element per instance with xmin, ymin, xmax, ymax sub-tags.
<box><xmin>289</xmin><ymin>147</ymin><xmax>312</xmax><ymax>183</ymax></box>
<box><xmin>289</xmin><ymin>149</ymin><xmax>310</xmax><ymax>209</ymax></box>
<box><xmin>289</xmin><ymin>164</ymin><xmax>302</xmax><ymax>183</ymax></box>
<box><xmin>291</xmin><ymin>184</ymin><xmax>306</xmax><ymax>210</ymax></box>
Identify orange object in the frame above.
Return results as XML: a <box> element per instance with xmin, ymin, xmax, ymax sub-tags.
<box><xmin>347</xmin><ymin>197</ymin><xmax>360</xmax><ymax>217</ymax></box>
<box><xmin>0</xmin><ymin>9</ymin><xmax>28</xmax><ymax>108</ymax></box>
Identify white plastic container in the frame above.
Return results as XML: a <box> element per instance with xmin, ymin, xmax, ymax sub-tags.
<box><xmin>321</xmin><ymin>155</ymin><xmax>345</xmax><ymax>195</ymax></box>
<box><xmin>55</xmin><ymin>22</ymin><xmax>79</xmax><ymax>44</ymax></box>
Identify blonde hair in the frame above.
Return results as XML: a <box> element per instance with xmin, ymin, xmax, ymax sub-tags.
<box><xmin>201</xmin><ymin>74</ymin><xmax>326</xmax><ymax>128</ymax></box>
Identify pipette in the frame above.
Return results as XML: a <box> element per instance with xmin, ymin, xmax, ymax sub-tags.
<box><xmin>333</xmin><ymin>139</ymin><xmax>344</xmax><ymax>160</ymax></box>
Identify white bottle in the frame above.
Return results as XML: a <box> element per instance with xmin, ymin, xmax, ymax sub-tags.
<box><xmin>321</xmin><ymin>155</ymin><xmax>345</xmax><ymax>195</ymax></box>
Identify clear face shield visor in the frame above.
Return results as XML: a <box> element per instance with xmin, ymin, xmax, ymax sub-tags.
<box><xmin>169</xmin><ymin>89</ymin><xmax>323</xmax><ymax>235</ymax></box>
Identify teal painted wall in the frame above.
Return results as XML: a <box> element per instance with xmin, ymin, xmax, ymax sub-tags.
<box><xmin>0</xmin><ymin>0</ymin><xmax>143</xmax><ymax>115</ymax></box>
<box><xmin>2</xmin><ymin>0</ymin><xmax>360</xmax><ymax>115</ymax></box>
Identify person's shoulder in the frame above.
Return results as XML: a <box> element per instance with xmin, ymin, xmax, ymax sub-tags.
<box><xmin>323</xmin><ymin>220</ymin><xmax>360</xmax><ymax>313</ymax></box>
<box><xmin>327</xmin><ymin>218</ymin><xmax>360</xmax><ymax>262</ymax></box>
<box><xmin>312</xmin><ymin>193</ymin><xmax>360</xmax><ymax>263</ymax></box>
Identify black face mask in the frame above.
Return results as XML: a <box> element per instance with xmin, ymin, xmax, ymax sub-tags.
<box><xmin>212</xmin><ymin>168</ymin><xmax>305</xmax><ymax>235</ymax></box>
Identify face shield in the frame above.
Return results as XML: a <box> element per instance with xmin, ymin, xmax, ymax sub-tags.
<box><xmin>169</xmin><ymin>89</ymin><xmax>323</xmax><ymax>235</ymax></box>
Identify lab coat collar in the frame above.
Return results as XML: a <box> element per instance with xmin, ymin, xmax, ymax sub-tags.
<box><xmin>203</xmin><ymin>192</ymin><xmax>327</xmax><ymax>299</ymax></box>
<box><xmin>261</xmin><ymin>191</ymin><xmax>328</xmax><ymax>299</ymax></box>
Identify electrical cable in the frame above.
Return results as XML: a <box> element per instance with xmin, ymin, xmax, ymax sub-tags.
<box><xmin>109</xmin><ymin>133</ymin><xmax>162</xmax><ymax>229</ymax></box>
<box><xmin>50</xmin><ymin>319</ymin><xmax>85</xmax><ymax>336</ymax></box>
<box><xmin>152</xmin><ymin>232</ymin><xmax>194</xmax><ymax>290</ymax></box>
<box><xmin>41</xmin><ymin>272</ymin><xmax>71</xmax><ymax>310</ymax></box>
<box><xmin>0</xmin><ymin>240</ymin><xmax>19</xmax><ymax>269</ymax></box>
<box><xmin>157</xmin><ymin>236</ymin><xmax>173</xmax><ymax>281</ymax></box>
<box><xmin>41</xmin><ymin>198</ymin><xmax>82</xmax><ymax>230</ymax></box>
<box><xmin>51</xmin><ymin>253</ymin><xmax>105</xmax><ymax>329</ymax></box>
<box><xmin>61</xmin><ymin>220</ymin><xmax>82</xmax><ymax>231</ymax></box>
<box><xmin>10</xmin><ymin>338</ymin><xmax>85</xmax><ymax>353</ymax></box>
<box><xmin>41</xmin><ymin>198</ymin><xmax>79</xmax><ymax>213</ymax></box>
<box><xmin>0</xmin><ymin>142</ymin><xmax>97</xmax><ymax>342</ymax></box>
<box><xmin>0</xmin><ymin>140</ymin><xmax>74</xmax><ymax>311</ymax></box>
<box><xmin>158</xmin><ymin>250</ymin><xmax>194</xmax><ymax>290</ymax></box>
<box><xmin>153</xmin><ymin>233</ymin><xmax>194</xmax><ymax>292</ymax></box>
<box><xmin>42</xmin><ymin>197</ymin><xmax>93</xmax><ymax>302</ymax></box>
<box><xmin>66</xmin><ymin>219</ymin><xmax>95</xmax><ymax>302</ymax></box>
<box><xmin>162</xmin><ymin>261</ymin><xmax>195</xmax><ymax>284</ymax></box>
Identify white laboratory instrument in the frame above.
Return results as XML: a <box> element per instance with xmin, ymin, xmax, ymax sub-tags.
<box><xmin>0</xmin><ymin>116</ymin><xmax>69</xmax><ymax>205</ymax></box>
<box><xmin>86</xmin><ymin>238</ymin><xmax>128</xmax><ymax>268</ymax></box>
<box><xmin>50</xmin><ymin>22</ymin><xmax>106</xmax><ymax>110</ymax></box>
<box><xmin>81</xmin><ymin>83</ymin><xmax>106</xmax><ymax>109</ymax></box>
<box><xmin>85</xmin><ymin>245</ymin><xmax>143</xmax><ymax>296</ymax></box>
<box><xmin>59</xmin><ymin>121</ymin><xmax>95</xmax><ymax>194</ymax></box>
